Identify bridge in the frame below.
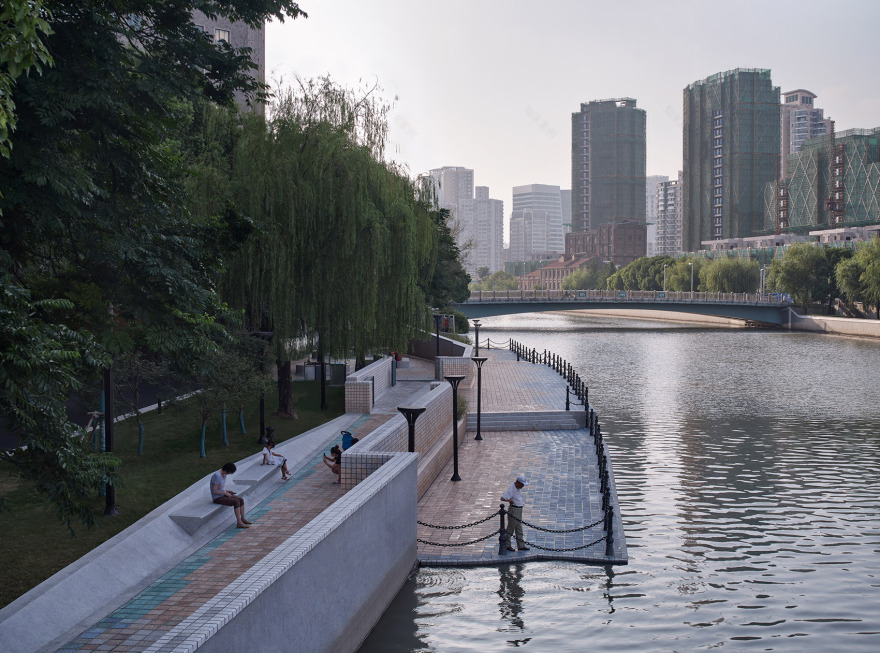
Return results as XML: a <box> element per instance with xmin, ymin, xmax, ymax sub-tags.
<box><xmin>454</xmin><ymin>289</ymin><xmax>793</xmax><ymax>325</ymax></box>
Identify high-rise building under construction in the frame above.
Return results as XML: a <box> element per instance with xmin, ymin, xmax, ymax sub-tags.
<box><xmin>570</xmin><ymin>99</ymin><xmax>646</xmax><ymax>233</ymax></box>
<box><xmin>682</xmin><ymin>69</ymin><xmax>780</xmax><ymax>251</ymax></box>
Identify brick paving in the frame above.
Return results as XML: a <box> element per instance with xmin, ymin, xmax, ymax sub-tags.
<box><xmin>56</xmin><ymin>347</ymin><xmax>623</xmax><ymax>651</ymax></box>
<box><xmin>416</xmin><ymin>350</ymin><xmax>622</xmax><ymax>566</ymax></box>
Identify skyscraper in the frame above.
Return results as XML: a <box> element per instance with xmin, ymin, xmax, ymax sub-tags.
<box><xmin>780</xmin><ymin>89</ymin><xmax>833</xmax><ymax>179</ymax></box>
<box><xmin>645</xmin><ymin>175</ymin><xmax>669</xmax><ymax>255</ymax></box>
<box><xmin>427</xmin><ymin>167</ymin><xmax>504</xmax><ymax>274</ymax></box>
<box><xmin>570</xmin><ymin>99</ymin><xmax>647</xmax><ymax>234</ymax></box>
<box><xmin>656</xmin><ymin>172</ymin><xmax>683</xmax><ymax>256</ymax></box>
<box><xmin>510</xmin><ymin>184</ymin><xmax>565</xmax><ymax>259</ymax></box>
<box><xmin>683</xmin><ymin>68</ymin><xmax>780</xmax><ymax>251</ymax></box>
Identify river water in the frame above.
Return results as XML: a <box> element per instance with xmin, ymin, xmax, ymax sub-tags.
<box><xmin>360</xmin><ymin>312</ymin><xmax>880</xmax><ymax>652</ymax></box>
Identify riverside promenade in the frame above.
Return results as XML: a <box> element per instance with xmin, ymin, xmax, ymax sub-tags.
<box><xmin>1</xmin><ymin>346</ymin><xmax>625</xmax><ymax>653</ymax></box>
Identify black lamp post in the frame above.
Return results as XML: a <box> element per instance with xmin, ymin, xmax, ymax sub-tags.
<box><xmin>398</xmin><ymin>406</ymin><xmax>426</xmax><ymax>453</ymax></box>
<box><xmin>432</xmin><ymin>313</ymin><xmax>443</xmax><ymax>380</ymax></box>
<box><xmin>251</xmin><ymin>331</ymin><xmax>273</xmax><ymax>444</ymax></box>
<box><xmin>445</xmin><ymin>375</ymin><xmax>465</xmax><ymax>481</ymax></box>
<box><xmin>103</xmin><ymin>365</ymin><xmax>118</xmax><ymax>516</ymax></box>
<box><xmin>471</xmin><ymin>356</ymin><xmax>487</xmax><ymax>441</ymax></box>
<box><xmin>473</xmin><ymin>319</ymin><xmax>481</xmax><ymax>356</ymax></box>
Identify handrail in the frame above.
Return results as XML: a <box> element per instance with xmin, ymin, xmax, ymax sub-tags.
<box><xmin>463</xmin><ymin>289</ymin><xmax>791</xmax><ymax>305</ymax></box>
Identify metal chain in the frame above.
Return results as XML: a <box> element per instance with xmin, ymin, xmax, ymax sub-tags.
<box><xmin>508</xmin><ymin>512</ymin><xmax>604</xmax><ymax>533</ymax></box>
<box><xmin>417</xmin><ymin>530</ymin><xmax>501</xmax><ymax>547</ymax></box>
<box><xmin>418</xmin><ymin>510</ymin><xmax>500</xmax><ymax>530</ymax></box>
<box><xmin>515</xmin><ymin>534</ymin><xmax>607</xmax><ymax>552</ymax></box>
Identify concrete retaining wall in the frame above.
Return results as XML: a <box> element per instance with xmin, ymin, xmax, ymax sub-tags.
<box><xmin>784</xmin><ymin>309</ymin><xmax>880</xmax><ymax>338</ymax></box>
<box><xmin>172</xmin><ymin>453</ymin><xmax>418</xmax><ymax>653</ymax></box>
<box><xmin>344</xmin><ymin>357</ymin><xmax>393</xmax><ymax>413</ymax></box>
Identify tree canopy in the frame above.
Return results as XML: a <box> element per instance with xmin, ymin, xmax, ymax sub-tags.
<box><xmin>0</xmin><ymin>1</ymin><xmax>305</xmax><ymax>530</ymax></box>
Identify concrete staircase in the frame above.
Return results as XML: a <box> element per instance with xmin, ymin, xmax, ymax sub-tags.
<box><xmin>466</xmin><ymin>410</ymin><xmax>586</xmax><ymax>431</ymax></box>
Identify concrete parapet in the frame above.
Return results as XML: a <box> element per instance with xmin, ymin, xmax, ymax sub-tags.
<box><xmin>163</xmin><ymin>452</ymin><xmax>419</xmax><ymax>653</ymax></box>
<box><xmin>344</xmin><ymin>357</ymin><xmax>393</xmax><ymax>413</ymax></box>
<box><xmin>342</xmin><ymin>383</ymin><xmax>465</xmax><ymax>498</ymax></box>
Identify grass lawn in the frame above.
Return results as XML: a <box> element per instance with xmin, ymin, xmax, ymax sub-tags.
<box><xmin>0</xmin><ymin>380</ymin><xmax>344</xmax><ymax>609</ymax></box>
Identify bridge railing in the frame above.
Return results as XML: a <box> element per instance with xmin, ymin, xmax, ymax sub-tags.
<box><xmin>465</xmin><ymin>289</ymin><xmax>790</xmax><ymax>305</ymax></box>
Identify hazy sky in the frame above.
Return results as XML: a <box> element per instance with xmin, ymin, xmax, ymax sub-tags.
<box><xmin>267</xmin><ymin>0</ymin><xmax>880</xmax><ymax>237</ymax></box>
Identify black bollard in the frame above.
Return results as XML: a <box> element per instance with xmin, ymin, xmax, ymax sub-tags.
<box><xmin>499</xmin><ymin>503</ymin><xmax>509</xmax><ymax>555</ymax></box>
<box><xmin>566</xmin><ymin>386</ymin><xmax>570</xmax><ymax>411</ymax></box>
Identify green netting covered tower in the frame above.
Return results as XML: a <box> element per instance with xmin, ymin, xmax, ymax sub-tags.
<box><xmin>570</xmin><ymin>98</ymin><xmax>646</xmax><ymax>233</ymax></box>
<box><xmin>683</xmin><ymin>69</ymin><xmax>780</xmax><ymax>251</ymax></box>
<box><xmin>767</xmin><ymin>128</ymin><xmax>880</xmax><ymax>229</ymax></box>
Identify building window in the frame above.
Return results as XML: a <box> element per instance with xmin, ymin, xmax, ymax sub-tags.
<box><xmin>215</xmin><ymin>28</ymin><xmax>230</xmax><ymax>43</ymax></box>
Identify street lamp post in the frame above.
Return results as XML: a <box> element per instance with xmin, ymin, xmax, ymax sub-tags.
<box><xmin>471</xmin><ymin>357</ymin><xmax>487</xmax><ymax>441</ymax></box>
<box><xmin>397</xmin><ymin>406</ymin><xmax>426</xmax><ymax>453</ymax></box>
<box><xmin>432</xmin><ymin>313</ymin><xmax>442</xmax><ymax>380</ymax></box>
<box><xmin>473</xmin><ymin>319</ymin><xmax>481</xmax><ymax>356</ymax></box>
<box><xmin>689</xmin><ymin>262</ymin><xmax>694</xmax><ymax>295</ymax></box>
<box><xmin>103</xmin><ymin>365</ymin><xmax>118</xmax><ymax>516</ymax></box>
<box><xmin>445</xmin><ymin>375</ymin><xmax>465</xmax><ymax>481</ymax></box>
<box><xmin>663</xmin><ymin>263</ymin><xmax>668</xmax><ymax>292</ymax></box>
<box><xmin>760</xmin><ymin>265</ymin><xmax>766</xmax><ymax>295</ymax></box>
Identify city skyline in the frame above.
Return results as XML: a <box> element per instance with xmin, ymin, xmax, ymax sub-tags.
<box><xmin>266</xmin><ymin>0</ymin><xmax>880</xmax><ymax>242</ymax></box>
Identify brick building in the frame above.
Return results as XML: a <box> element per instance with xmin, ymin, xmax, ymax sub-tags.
<box><xmin>564</xmin><ymin>220</ymin><xmax>646</xmax><ymax>267</ymax></box>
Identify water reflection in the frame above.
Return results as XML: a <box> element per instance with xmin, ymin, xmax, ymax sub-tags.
<box><xmin>497</xmin><ymin>564</ymin><xmax>525</xmax><ymax>634</ymax></box>
<box><xmin>359</xmin><ymin>314</ymin><xmax>880</xmax><ymax>652</ymax></box>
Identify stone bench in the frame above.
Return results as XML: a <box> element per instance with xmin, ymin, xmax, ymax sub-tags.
<box><xmin>169</xmin><ymin>459</ymin><xmax>286</xmax><ymax>535</ymax></box>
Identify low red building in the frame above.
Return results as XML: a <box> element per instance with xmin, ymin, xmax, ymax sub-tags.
<box><xmin>518</xmin><ymin>253</ymin><xmax>598</xmax><ymax>291</ymax></box>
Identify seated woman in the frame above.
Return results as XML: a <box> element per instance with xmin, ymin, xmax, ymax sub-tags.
<box><xmin>262</xmin><ymin>440</ymin><xmax>291</xmax><ymax>481</ymax></box>
<box><xmin>322</xmin><ymin>445</ymin><xmax>342</xmax><ymax>484</ymax></box>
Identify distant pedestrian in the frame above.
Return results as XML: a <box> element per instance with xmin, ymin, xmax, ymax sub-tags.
<box><xmin>210</xmin><ymin>462</ymin><xmax>251</xmax><ymax>528</ymax></box>
<box><xmin>501</xmin><ymin>475</ymin><xmax>530</xmax><ymax>552</ymax></box>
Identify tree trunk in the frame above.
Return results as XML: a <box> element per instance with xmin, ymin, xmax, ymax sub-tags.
<box><xmin>274</xmin><ymin>360</ymin><xmax>298</xmax><ymax>418</ymax></box>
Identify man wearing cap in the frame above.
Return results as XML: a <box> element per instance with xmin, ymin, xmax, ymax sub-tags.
<box><xmin>501</xmin><ymin>475</ymin><xmax>530</xmax><ymax>552</ymax></box>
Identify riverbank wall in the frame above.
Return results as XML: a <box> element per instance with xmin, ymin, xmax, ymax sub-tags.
<box><xmin>561</xmin><ymin>307</ymin><xmax>880</xmax><ymax>338</ymax></box>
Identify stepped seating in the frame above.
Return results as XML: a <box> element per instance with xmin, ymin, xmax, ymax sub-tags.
<box><xmin>169</xmin><ymin>458</ymin><xmax>286</xmax><ymax>536</ymax></box>
<box><xmin>465</xmin><ymin>410</ymin><xmax>586</xmax><ymax>431</ymax></box>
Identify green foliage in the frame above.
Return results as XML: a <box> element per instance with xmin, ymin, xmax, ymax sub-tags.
<box><xmin>471</xmin><ymin>270</ymin><xmax>518</xmax><ymax>291</ymax></box>
<box><xmin>422</xmin><ymin>208</ymin><xmax>472</xmax><ymax>308</ymax></box>
<box><xmin>0</xmin><ymin>261</ymin><xmax>118</xmax><ymax>534</ymax></box>
<box><xmin>475</xmin><ymin>266</ymin><xmax>490</xmax><ymax>283</ymax></box>
<box><xmin>0</xmin><ymin>1</ymin><xmax>305</xmax><ymax>528</ymax></box>
<box><xmin>561</xmin><ymin>260</ymin><xmax>616</xmax><ymax>290</ymax></box>
<box><xmin>456</xmin><ymin>393</ymin><xmax>469</xmax><ymax>420</ymax></box>
<box><xmin>208</xmin><ymin>78</ymin><xmax>439</xmax><ymax>362</ymax></box>
<box><xmin>767</xmin><ymin>243</ymin><xmax>832</xmax><ymax>310</ymax></box>
<box><xmin>836</xmin><ymin>237</ymin><xmax>880</xmax><ymax>317</ymax></box>
<box><xmin>699</xmin><ymin>257</ymin><xmax>761</xmax><ymax>293</ymax></box>
<box><xmin>0</xmin><ymin>0</ymin><xmax>54</xmax><ymax>157</ymax></box>
<box><xmin>605</xmin><ymin>256</ymin><xmax>674</xmax><ymax>291</ymax></box>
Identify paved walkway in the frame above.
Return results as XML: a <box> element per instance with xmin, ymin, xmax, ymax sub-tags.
<box><xmin>55</xmin><ymin>348</ymin><xmax>623</xmax><ymax>651</ymax></box>
<box><xmin>417</xmin><ymin>349</ymin><xmax>621</xmax><ymax>566</ymax></box>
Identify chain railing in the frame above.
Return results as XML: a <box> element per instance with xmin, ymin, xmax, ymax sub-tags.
<box><xmin>477</xmin><ymin>337</ymin><xmax>512</xmax><ymax>351</ymax></box>
<box><xmin>509</xmin><ymin>340</ymin><xmax>589</xmax><ymax>416</ymax></box>
<box><xmin>418</xmin><ymin>501</ymin><xmax>616</xmax><ymax>557</ymax></box>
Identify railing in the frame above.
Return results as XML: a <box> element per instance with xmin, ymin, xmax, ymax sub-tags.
<box><xmin>464</xmin><ymin>289</ymin><xmax>792</xmax><ymax>305</ymax></box>
<box><xmin>509</xmin><ymin>340</ymin><xmax>591</xmax><ymax>414</ymax></box>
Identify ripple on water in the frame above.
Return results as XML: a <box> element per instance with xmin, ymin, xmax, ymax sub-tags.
<box><xmin>359</xmin><ymin>318</ymin><xmax>880</xmax><ymax>652</ymax></box>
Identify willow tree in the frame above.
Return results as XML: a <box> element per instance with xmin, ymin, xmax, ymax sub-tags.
<box><xmin>215</xmin><ymin>78</ymin><xmax>435</xmax><ymax>415</ymax></box>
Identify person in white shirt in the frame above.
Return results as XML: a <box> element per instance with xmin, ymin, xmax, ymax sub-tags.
<box><xmin>262</xmin><ymin>440</ymin><xmax>291</xmax><ymax>481</ymax></box>
<box><xmin>210</xmin><ymin>462</ymin><xmax>251</xmax><ymax>528</ymax></box>
<box><xmin>501</xmin><ymin>475</ymin><xmax>530</xmax><ymax>552</ymax></box>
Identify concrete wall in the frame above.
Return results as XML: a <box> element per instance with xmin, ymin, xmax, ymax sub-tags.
<box><xmin>172</xmin><ymin>453</ymin><xmax>418</xmax><ymax>653</ymax></box>
<box><xmin>342</xmin><ymin>383</ymin><xmax>456</xmax><ymax>498</ymax></box>
<box><xmin>785</xmin><ymin>309</ymin><xmax>880</xmax><ymax>338</ymax></box>
<box><xmin>344</xmin><ymin>357</ymin><xmax>393</xmax><ymax>413</ymax></box>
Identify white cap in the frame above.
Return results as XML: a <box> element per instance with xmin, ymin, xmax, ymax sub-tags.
<box><xmin>516</xmin><ymin>475</ymin><xmax>529</xmax><ymax>486</ymax></box>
